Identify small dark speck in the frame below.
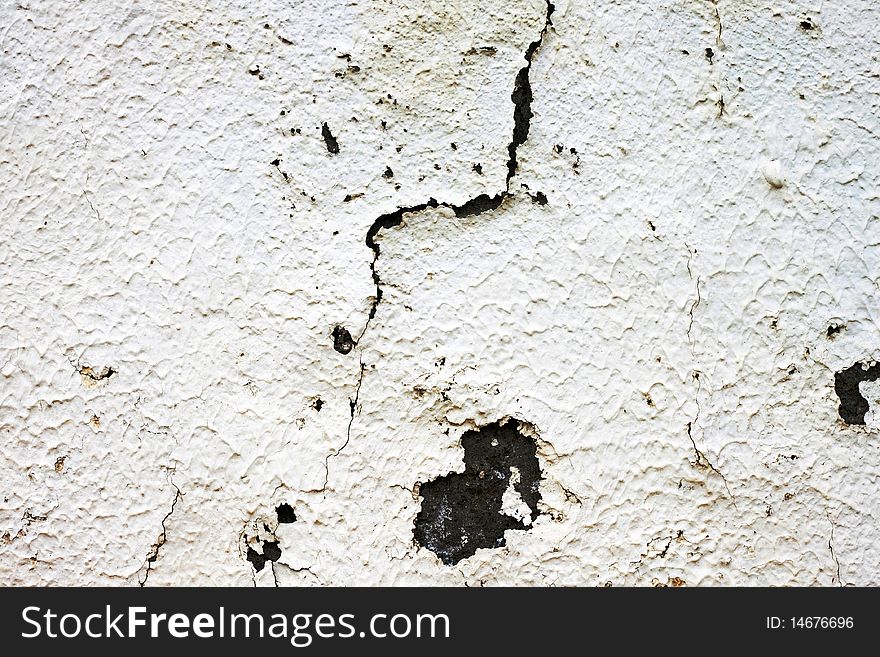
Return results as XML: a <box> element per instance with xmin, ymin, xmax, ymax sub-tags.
<box><xmin>270</xmin><ymin>158</ymin><xmax>280</xmax><ymax>166</ymax></box>
<box><xmin>531</xmin><ymin>191</ymin><xmax>548</xmax><ymax>205</ymax></box>
<box><xmin>472</xmin><ymin>163</ymin><xmax>483</xmax><ymax>175</ymax></box>
<box><xmin>451</xmin><ymin>142</ymin><xmax>457</xmax><ymax>150</ymax></box>
<box><xmin>682</xmin><ymin>49</ymin><xmax>690</xmax><ymax>55</ymax></box>
<box><xmin>827</xmin><ymin>323</ymin><xmax>845</xmax><ymax>339</ymax></box>
<box><xmin>800</xmin><ymin>19</ymin><xmax>814</xmax><ymax>31</ymax></box>
<box><xmin>383</xmin><ymin>166</ymin><xmax>393</xmax><ymax>178</ymax></box>
<box><xmin>705</xmin><ymin>47</ymin><xmax>714</xmax><ymax>63</ymax></box>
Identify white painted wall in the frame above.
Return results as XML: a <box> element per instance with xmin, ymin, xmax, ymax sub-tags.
<box><xmin>2</xmin><ymin>0</ymin><xmax>878</xmax><ymax>586</ymax></box>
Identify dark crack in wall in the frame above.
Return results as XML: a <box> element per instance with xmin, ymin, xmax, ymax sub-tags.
<box><xmin>414</xmin><ymin>419</ymin><xmax>542</xmax><ymax>566</ymax></box>
<box><xmin>359</xmin><ymin>2</ymin><xmax>555</xmax><ymax>343</ymax></box>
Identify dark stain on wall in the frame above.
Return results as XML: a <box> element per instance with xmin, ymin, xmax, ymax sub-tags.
<box><xmin>414</xmin><ymin>419</ymin><xmax>542</xmax><ymax>565</ymax></box>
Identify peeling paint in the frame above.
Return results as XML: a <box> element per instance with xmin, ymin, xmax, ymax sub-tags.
<box><xmin>2</xmin><ymin>0</ymin><xmax>879</xmax><ymax>587</ymax></box>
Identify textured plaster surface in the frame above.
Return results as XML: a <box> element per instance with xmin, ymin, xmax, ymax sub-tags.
<box><xmin>1</xmin><ymin>0</ymin><xmax>879</xmax><ymax>586</ymax></box>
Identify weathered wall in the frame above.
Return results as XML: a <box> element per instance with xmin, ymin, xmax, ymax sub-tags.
<box><xmin>1</xmin><ymin>0</ymin><xmax>878</xmax><ymax>586</ymax></box>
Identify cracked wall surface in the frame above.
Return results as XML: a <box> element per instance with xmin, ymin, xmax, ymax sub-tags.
<box><xmin>1</xmin><ymin>0</ymin><xmax>879</xmax><ymax>586</ymax></box>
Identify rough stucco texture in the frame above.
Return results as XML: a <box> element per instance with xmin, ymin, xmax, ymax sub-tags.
<box><xmin>1</xmin><ymin>0</ymin><xmax>879</xmax><ymax>586</ymax></box>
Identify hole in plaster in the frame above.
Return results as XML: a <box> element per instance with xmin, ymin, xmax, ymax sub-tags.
<box><xmin>321</xmin><ymin>122</ymin><xmax>339</xmax><ymax>154</ymax></box>
<box><xmin>276</xmin><ymin>503</ymin><xmax>297</xmax><ymax>524</ymax></box>
<box><xmin>332</xmin><ymin>325</ymin><xmax>355</xmax><ymax>354</ymax></box>
<box><xmin>413</xmin><ymin>419</ymin><xmax>542</xmax><ymax>566</ymax></box>
<box><xmin>834</xmin><ymin>361</ymin><xmax>880</xmax><ymax>425</ymax></box>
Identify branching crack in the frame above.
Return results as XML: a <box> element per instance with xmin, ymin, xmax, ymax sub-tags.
<box><xmin>686</xmin><ymin>420</ymin><xmax>735</xmax><ymax>505</ymax></box>
<box><xmin>82</xmin><ymin>189</ymin><xmax>101</xmax><ymax>221</ymax></box>
<box><xmin>138</xmin><ymin>476</ymin><xmax>183</xmax><ymax>587</ymax></box>
<box><xmin>358</xmin><ymin>1</ymin><xmax>555</xmax><ymax>344</ymax></box>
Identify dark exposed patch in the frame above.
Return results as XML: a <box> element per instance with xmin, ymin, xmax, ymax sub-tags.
<box><xmin>834</xmin><ymin>361</ymin><xmax>880</xmax><ymax>425</ymax></box>
<box><xmin>276</xmin><ymin>503</ymin><xmax>296</xmax><ymax>524</ymax></box>
<box><xmin>321</xmin><ymin>122</ymin><xmax>339</xmax><ymax>154</ymax></box>
<box><xmin>383</xmin><ymin>166</ymin><xmax>394</xmax><ymax>179</ymax></box>
<box><xmin>413</xmin><ymin>419</ymin><xmax>542</xmax><ymax>566</ymax></box>
<box><xmin>529</xmin><ymin>191</ymin><xmax>548</xmax><ymax>205</ymax></box>
<box><xmin>332</xmin><ymin>325</ymin><xmax>355</xmax><ymax>354</ymax></box>
<box><xmin>472</xmin><ymin>163</ymin><xmax>483</xmax><ymax>175</ymax></box>
<box><xmin>705</xmin><ymin>47</ymin><xmax>714</xmax><ymax>64</ymax></box>
<box><xmin>799</xmin><ymin>17</ymin><xmax>817</xmax><ymax>32</ymax></box>
<box><xmin>312</xmin><ymin>397</ymin><xmax>324</xmax><ymax>412</ymax></box>
<box><xmin>826</xmin><ymin>323</ymin><xmax>845</xmax><ymax>339</ymax></box>
<box><xmin>262</xmin><ymin>540</ymin><xmax>282</xmax><ymax>562</ymax></box>
<box><xmin>246</xmin><ymin>539</ymin><xmax>282</xmax><ymax>572</ymax></box>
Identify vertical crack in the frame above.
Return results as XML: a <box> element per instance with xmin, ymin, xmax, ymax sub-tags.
<box><xmin>506</xmin><ymin>1</ymin><xmax>555</xmax><ymax>183</ymax></box>
<box><xmin>320</xmin><ymin>358</ymin><xmax>365</xmax><ymax>495</ymax></box>
<box><xmin>138</xmin><ymin>475</ymin><xmax>183</xmax><ymax>586</ymax></box>
<box><xmin>828</xmin><ymin>512</ymin><xmax>843</xmax><ymax>586</ymax></box>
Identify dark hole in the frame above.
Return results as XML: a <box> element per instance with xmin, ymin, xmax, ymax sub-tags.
<box><xmin>276</xmin><ymin>503</ymin><xmax>297</xmax><ymax>524</ymax></box>
<box><xmin>262</xmin><ymin>540</ymin><xmax>282</xmax><ymax>562</ymax></box>
<box><xmin>321</xmin><ymin>122</ymin><xmax>340</xmax><ymax>154</ymax></box>
<box><xmin>835</xmin><ymin>361</ymin><xmax>880</xmax><ymax>425</ymax></box>
<box><xmin>413</xmin><ymin>419</ymin><xmax>542</xmax><ymax>566</ymax></box>
<box><xmin>332</xmin><ymin>325</ymin><xmax>355</xmax><ymax>354</ymax></box>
